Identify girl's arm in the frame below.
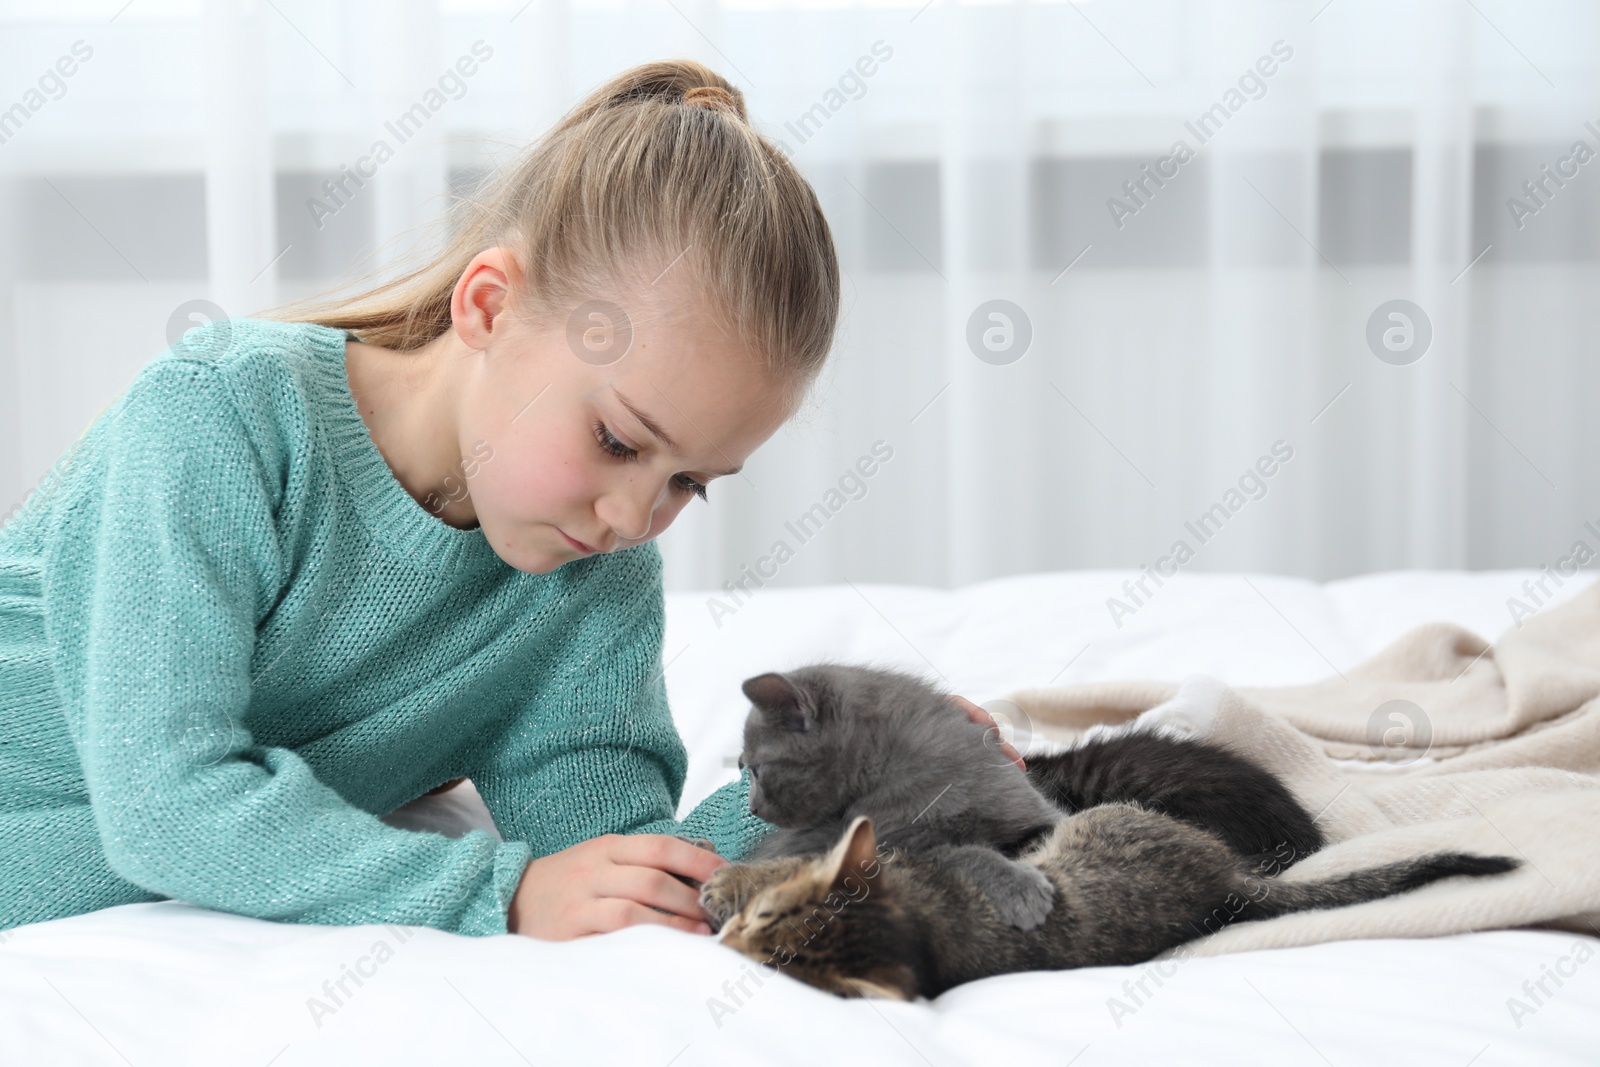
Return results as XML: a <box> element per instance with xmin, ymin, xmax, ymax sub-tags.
<box><xmin>464</xmin><ymin>667</ymin><xmax>769</xmax><ymax>864</ymax></box>
<box><xmin>669</xmin><ymin>767</ymin><xmax>770</xmax><ymax>859</ymax></box>
<box><xmin>48</xmin><ymin>360</ymin><xmax>531</xmax><ymax>936</ymax></box>
<box><xmin>462</xmin><ymin>546</ymin><xmax>773</xmax><ymax>933</ymax></box>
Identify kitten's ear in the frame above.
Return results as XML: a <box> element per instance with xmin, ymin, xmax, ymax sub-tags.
<box><xmin>824</xmin><ymin>815</ymin><xmax>883</xmax><ymax>893</ymax></box>
<box><xmin>742</xmin><ymin>672</ymin><xmax>813</xmax><ymax>732</ymax></box>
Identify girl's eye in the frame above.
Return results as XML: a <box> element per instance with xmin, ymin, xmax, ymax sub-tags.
<box><xmin>592</xmin><ymin>421</ymin><xmax>710</xmax><ymax>503</ymax></box>
<box><xmin>593</xmin><ymin>421</ymin><xmax>637</xmax><ymax>461</ymax></box>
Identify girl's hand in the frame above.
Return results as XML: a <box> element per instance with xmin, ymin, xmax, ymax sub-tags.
<box><xmin>507</xmin><ymin>833</ymin><xmax>730</xmax><ymax>940</ymax></box>
<box><xmin>949</xmin><ymin>694</ymin><xmax>1027</xmax><ymax>772</ymax></box>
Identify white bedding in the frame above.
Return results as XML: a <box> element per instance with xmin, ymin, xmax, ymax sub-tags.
<box><xmin>3</xmin><ymin>569</ymin><xmax>1596</xmax><ymax>1066</ymax></box>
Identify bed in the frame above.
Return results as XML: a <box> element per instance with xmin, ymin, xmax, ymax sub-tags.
<box><xmin>2</xmin><ymin>569</ymin><xmax>1595</xmax><ymax>1066</ymax></box>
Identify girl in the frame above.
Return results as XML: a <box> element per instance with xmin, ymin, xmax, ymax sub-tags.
<box><xmin>0</xmin><ymin>60</ymin><xmax>1016</xmax><ymax>942</ymax></box>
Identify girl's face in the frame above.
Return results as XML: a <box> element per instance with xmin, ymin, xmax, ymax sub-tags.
<box><xmin>450</xmin><ymin>272</ymin><xmax>796</xmax><ymax>575</ymax></box>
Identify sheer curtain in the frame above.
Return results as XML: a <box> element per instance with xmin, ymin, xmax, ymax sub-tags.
<box><xmin>1</xmin><ymin>0</ymin><xmax>1595</xmax><ymax>597</ymax></box>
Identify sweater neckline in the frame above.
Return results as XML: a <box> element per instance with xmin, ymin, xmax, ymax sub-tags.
<box><xmin>299</xmin><ymin>322</ymin><xmax>503</xmax><ymax>574</ymax></box>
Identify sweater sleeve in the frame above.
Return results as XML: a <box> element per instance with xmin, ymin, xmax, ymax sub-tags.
<box><xmin>45</xmin><ymin>358</ymin><xmax>532</xmax><ymax>937</ymax></box>
<box><xmin>464</xmin><ymin>545</ymin><xmax>774</xmax><ymax>862</ymax></box>
<box><xmin>675</xmin><ymin>771</ymin><xmax>773</xmax><ymax>861</ymax></box>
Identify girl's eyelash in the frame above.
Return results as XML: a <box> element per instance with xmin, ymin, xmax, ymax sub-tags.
<box><xmin>592</xmin><ymin>421</ymin><xmax>709</xmax><ymax>502</ymax></box>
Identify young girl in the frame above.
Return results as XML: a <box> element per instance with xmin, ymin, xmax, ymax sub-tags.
<box><xmin>0</xmin><ymin>60</ymin><xmax>1014</xmax><ymax>942</ymax></box>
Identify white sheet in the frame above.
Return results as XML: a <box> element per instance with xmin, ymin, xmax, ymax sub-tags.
<box><xmin>3</xmin><ymin>569</ymin><xmax>1595</xmax><ymax>1066</ymax></box>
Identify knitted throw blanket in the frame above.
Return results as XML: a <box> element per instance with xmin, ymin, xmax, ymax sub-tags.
<box><xmin>1003</xmin><ymin>578</ymin><xmax>1600</xmax><ymax>957</ymax></box>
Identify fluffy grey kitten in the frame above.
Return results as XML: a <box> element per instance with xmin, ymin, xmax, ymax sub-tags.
<box><xmin>738</xmin><ymin>663</ymin><xmax>1063</xmax><ymax>928</ymax></box>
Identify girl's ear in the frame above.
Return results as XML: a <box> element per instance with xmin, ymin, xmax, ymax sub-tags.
<box><xmin>742</xmin><ymin>672</ymin><xmax>813</xmax><ymax>732</ymax></box>
<box><xmin>451</xmin><ymin>246</ymin><xmax>522</xmax><ymax>349</ymax></box>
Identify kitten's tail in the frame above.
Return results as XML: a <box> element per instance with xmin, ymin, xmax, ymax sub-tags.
<box><xmin>1230</xmin><ymin>852</ymin><xmax>1520</xmax><ymax>924</ymax></box>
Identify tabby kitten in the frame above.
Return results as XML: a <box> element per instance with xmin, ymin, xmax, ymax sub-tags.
<box><xmin>704</xmin><ymin>810</ymin><xmax>1518</xmax><ymax>1000</ymax></box>
<box><xmin>736</xmin><ymin>663</ymin><xmax>1324</xmax><ymax>928</ymax></box>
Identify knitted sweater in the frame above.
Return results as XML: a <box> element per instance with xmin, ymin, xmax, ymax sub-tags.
<box><xmin>0</xmin><ymin>317</ymin><xmax>770</xmax><ymax>937</ymax></box>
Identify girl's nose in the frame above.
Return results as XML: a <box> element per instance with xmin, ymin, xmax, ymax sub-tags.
<box><xmin>609</xmin><ymin>501</ymin><xmax>653</xmax><ymax>544</ymax></box>
<box><xmin>597</xmin><ymin>482</ymin><xmax>663</xmax><ymax>545</ymax></box>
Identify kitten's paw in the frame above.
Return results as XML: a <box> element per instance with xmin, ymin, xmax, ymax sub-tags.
<box><xmin>698</xmin><ymin>856</ymin><xmax>812</xmax><ymax>932</ymax></box>
<box><xmin>990</xmin><ymin>864</ymin><xmax>1056</xmax><ymax>930</ymax></box>
<box><xmin>699</xmin><ymin>867</ymin><xmax>743</xmax><ymax>931</ymax></box>
<box><xmin>931</xmin><ymin>846</ymin><xmax>1058</xmax><ymax>931</ymax></box>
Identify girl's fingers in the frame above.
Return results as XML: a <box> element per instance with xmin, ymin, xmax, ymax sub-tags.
<box><xmin>600</xmin><ymin>864</ymin><xmax>713</xmax><ymax>923</ymax></box>
<box><xmin>950</xmin><ymin>693</ymin><xmax>992</xmax><ymax>727</ymax></box>
<box><xmin>611</xmin><ymin>833</ymin><xmax>730</xmax><ymax>885</ymax></box>
<box><xmin>950</xmin><ymin>694</ymin><xmax>1027</xmax><ymax>771</ymax></box>
<box><xmin>592</xmin><ymin>898</ymin><xmax>712</xmax><ymax>937</ymax></box>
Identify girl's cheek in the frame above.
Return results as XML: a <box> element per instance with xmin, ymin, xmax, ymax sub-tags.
<box><xmin>499</xmin><ymin>426</ymin><xmax>593</xmax><ymax>508</ymax></box>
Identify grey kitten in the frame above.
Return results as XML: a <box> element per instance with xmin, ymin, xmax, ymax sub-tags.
<box><xmin>704</xmin><ymin>808</ymin><xmax>1520</xmax><ymax>1000</ymax></box>
<box><xmin>738</xmin><ymin>663</ymin><xmax>1063</xmax><ymax>929</ymax></box>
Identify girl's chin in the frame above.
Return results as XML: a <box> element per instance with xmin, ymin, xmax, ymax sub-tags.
<box><xmin>497</xmin><ymin>552</ymin><xmax>569</xmax><ymax>575</ymax></box>
<box><xmin>476</xmin><ymin>524</ymin><xmax>567</xmax><ymax>575</ymax></box>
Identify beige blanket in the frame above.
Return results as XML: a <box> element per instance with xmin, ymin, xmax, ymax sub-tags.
<box><xmin>1003</xmin><ymin>577</ymin><xmax>1600</xmax><ymax>957</ymax></box>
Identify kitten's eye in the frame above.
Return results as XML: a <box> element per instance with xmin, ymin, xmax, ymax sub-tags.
<box><xmin>746</xmin><ymin>764</ymin><xmax>760</xmax><ymax>780</ymax></box>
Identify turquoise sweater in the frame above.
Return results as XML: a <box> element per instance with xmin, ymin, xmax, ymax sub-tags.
<box><xmin>0</xmin><ymin>318</ymin><xmax>769</xmax><ymax>937</ymax></box>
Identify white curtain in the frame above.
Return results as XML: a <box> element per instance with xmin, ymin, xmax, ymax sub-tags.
<box><xmin>1</xmin><ymin>0</ymin><xmax>1595</xmax><ymax>597</ymax></box>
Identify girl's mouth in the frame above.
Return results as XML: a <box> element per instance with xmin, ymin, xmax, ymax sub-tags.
<box><xmin>559</xmin><ymin>529</ymin><xmax>597</xmax><ymax>554</ymax></box>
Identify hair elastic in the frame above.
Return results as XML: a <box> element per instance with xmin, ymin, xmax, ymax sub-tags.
<box><xmin>682</xmin><ymin>84</ymin><xmax>739</xmax><ymax>117</ymax></box>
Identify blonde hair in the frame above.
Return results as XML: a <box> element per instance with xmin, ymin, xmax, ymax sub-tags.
<box><xmin>267</xmin><ymin>60</ymin><xmax>840</xmax><ymax>401</ymax></box>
